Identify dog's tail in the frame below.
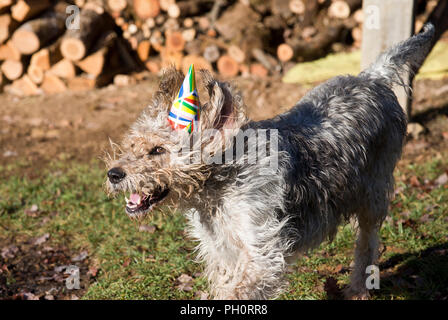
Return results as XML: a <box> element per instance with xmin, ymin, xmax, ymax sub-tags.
<box><xmin>359</xmin><ymin>23</ymin><xmax>435</xmax><ymax>88</ymax></box>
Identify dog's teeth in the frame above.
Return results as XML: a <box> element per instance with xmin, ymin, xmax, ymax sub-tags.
<box><xmin>125</xmin><ymin>196</ymin><xmax>129</xmax><ymax>203</ymax></box>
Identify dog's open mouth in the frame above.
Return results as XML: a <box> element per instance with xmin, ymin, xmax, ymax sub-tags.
<box><xmin>124</xmin><ymin>188</ymin><xmax>169</xmax><ymax>219</ymax></box>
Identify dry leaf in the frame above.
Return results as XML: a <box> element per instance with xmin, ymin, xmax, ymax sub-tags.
<box><xmin>32</xmin><ymin>233</ymin><xmax>50</xmax><ymax>245</ymax></box>
<box><xmin>139</xmin><ymin>224</ymin><xmax>156</xmax><ymax>233</ymax></box>
<box><xmin>176</xmin><ymin>274</ymin><xmax>194</xmax><ymax>292</ymax></box>
<box><xmin>72</xmin><ymin>251</ymin><xmax>88</xmax><ymax>262</ymax></box>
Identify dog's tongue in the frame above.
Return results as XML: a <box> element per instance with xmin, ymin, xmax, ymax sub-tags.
<box><xmin>130</xmin><ymin>193</ymin><xmax>141</xmax><ymax>204</ymax></box>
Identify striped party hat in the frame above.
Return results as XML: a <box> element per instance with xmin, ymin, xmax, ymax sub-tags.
<box><xmin>168</xmin><ymin>64</ymin><xmax>200</xmax><ymax>133</ymax></box>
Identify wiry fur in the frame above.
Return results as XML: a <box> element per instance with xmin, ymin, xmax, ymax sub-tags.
<box><xmin>105</xmin><ymin>25</ymin><xmax>434</xmax><ymax>299</ymax></box>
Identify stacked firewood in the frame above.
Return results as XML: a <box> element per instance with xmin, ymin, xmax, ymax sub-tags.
<box><xmin>0</xmin><ymin>0</ymin><xmax>365</xmax><ymax>96</ymax></box>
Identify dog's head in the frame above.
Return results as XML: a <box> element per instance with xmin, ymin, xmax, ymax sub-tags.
<box><xmin>104</xmin><ymin>68</ymin><xmax>247</xmax><ymax>220</ymax></box>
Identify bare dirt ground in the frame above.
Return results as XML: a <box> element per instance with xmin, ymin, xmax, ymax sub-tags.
<box><xmin>1</xmin><ymin>75</ymin><xmax>448</xmax><ymax>178</ymax></box>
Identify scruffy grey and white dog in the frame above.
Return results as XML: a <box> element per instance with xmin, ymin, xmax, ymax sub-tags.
<box><xmin>105</xmin><ymin>25</ymin><xmax>434</xmax><ymax>299</ymax></box>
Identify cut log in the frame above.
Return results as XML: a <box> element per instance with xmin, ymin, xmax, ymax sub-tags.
<box><xmin>12</xmin><ymin>11</ymin><xmax>66</xmax><ymax>55</ymax></box>
<box><xmin>184</xmin><ymin>38</ymin><xmax>202</xmax><ymax>55</ymax></box>
<box><xmin>227</xmin><ymin>45</ymin><xmax>245</xmax><ymax>63</ymax></box>
<box><xmin>74</xmin><ymin>0</ymin><xmax>86</xmax><ymax>7</ymax></box>
<box><xmin>289</xmin><ymin>0</ymin><xmax>305</xmax><ymax>15</ymax></box>
<box><xmin>76</xmin><ymin>31</ymin><xmax>117</xmax><ymax>76</ymax></box>
<box><xmin>11</xmin><ymin>0</ymin><xmax>51</xmax><ymax>22</ymax></box>
<box><xmin>128</xmin><ymin>23</ymin><xmax>138</xmax><ymax>35</ymax></box>
<box><xmin>114</xmin><ymin>74</ymin><xmax>136</xmax><ymax>86</ymax></box>
<box><xmin>163</xmin><ymin>17</ymin><xmax>179</xmax><ymax>31</ymax></box>
<box><xmin>263</xmin><ymin>15</ymin><xmax>287</xmax><ymax>30</ymax></box>
<box><xmin>0</xmin><ymin>14</ymin><xmax>19</xmax><ymax>44</ymax></box>
<box><xmin>84</xmin><ymin>2</ymin><xmax>105</xmax><ymax>15</ymax></box>
<box><xmin>0</xmin><ymin>0</ymin><xmax>13</xmax><ymax>13</ymax></box>
<box><xmin>145</xmin><ymin>17</ymin><xmax>156</xmax><ymax>29</ymax></box>
<box><xmin>352</xmin><ymin>26</ymin><xmax>362</xmax><ymax>43</ymax></box>
<box><xmin>271</xmin><ymin>0</ymin><xmax>293</xmax><ymax>19</ymax></box>
<box><xmin>30</xmin><ymin>41</ymin><xmax>63</xmax><ymax>71</ymax></box>
<box><xmin>215</xmin><ymin>3</ymin><xmax>261</xmax><ymax>41</ymax></box>
<box><xmin>302</xmin><ymin>26</ymin><xmax>317</xmax><ymax>40</ymax></box>
<box><xmin>160</xmin><ymin>48</ymin><xmax>183</xmax><ymax>69</ymax></box>
<box><xmin>0</xmin><ymin>40</ymin><xmax>21</xmax><ymax>61</ymax></box>
<box><xmin>182</xmin><ymin>28</ymin><xmax>196</xmax><ymax>42</ymax></box>
<box><xmin>155</xmin><ymin>14</ymin><xmax>165</xmax><ymax>25</ymax></box>
<box><xmin>183</xmin><ymin>17</ymin><xmax>194</xmax><ymax>28</ymax></box>
<box><xmin>217</xmin><ymin>55</ymin><xmax>239</xmax><ymax>77</ymax></box>
<box><xmin>69</xmin><ymin>68</ymin><xmax>120</xmax><ymax>90</ymax></box>
<box><xmin>107</xmin><ymin>0</ymin><xmax>128</xmax><ymax>12</ymax></box>
<box><xmin>251</xmin><ymin>48</ymin><xmax>277</xmax><ymax>72</ymax></box>
<box><xmin>41</xmin><ymin>72</ymin><xmax>67</xmax><ymax>94</ymax></box>
<box><xmin>68</xmin><ymin>75</ymin><xmax>96</xmax><ymax>91</ymax></box>
<box><xmin>277</xmin><ymin>43</ymin><xmax>294</xmax><ymax>62</ymax></box>
<box><xmin>137</xmin><ymin>40</ymin><xmax>151</xmax><ymax>62</ymax></box>
<box><xmin>7</xmin><ymin>75</ymin><xmax>40</xmax><ymax>96</ymax></box>
<box><xmin>145</xmin><ymin>59</ymin><xmax>161</xmax><ymax>73</ymax></box>
<box><xmin>283</xmin><ymin>21</ymin><xmax>346</xmax><ymax>61</ymax></box>
<box><xmin>238</xmin><ymin>25</ymin><xmax>270</xmax><ymax>63</ymax></box>
<box><xmin>239</xmin><ymin>64</ymin><xmax>250</xmax><ymax>77</ymax></box>
<box><xmin>27</xmin><ymin>64</ymin><xmax>44</xmax><ymax>84</ymax></box>
<box><xmin>141</xmin><ymin>23</ymin><xmax>151</xmax><ymax>38</ymax></box>
<box><xmin>2</xmin><ymin>59</ymin><xmax>24</xmax><ymax>80</ymax></box>
<box><xmin>353</xmin><ymin>9</ymin><xmax>363</xmax><ymax>23</ymax></box>
<box><xmin>167</xmin><ymin>3</ymin><xmax>180</xmax><ymax>18</ymax></box>
<box><xmin>181</xmin><ymin>55</ymin><xmax>212</xmax><ymax>74</ymax></box>
<box><xmin>160</xmin><ymin>0</ymin><xmax>174</xmax><ymax>11</ymax></box>
<box><xmin>328</xmin><ymin>1</ymin><xmax>351</xmax><ymax>19</ymax></box>
<box><xmin>197</xmin><ymin>16</ymin><xmax>210</xmax><ymax>31</ymax></box>
<box><xmin>127</xmin><ymin>35</ymin><xmax>138</xmax><ymax>50</ymax></box>
<box><xmin>149</xmin><ymin>30</ymin><xmax>164</xmax><ymax>52</ymax></box>
<box><xmin>175</xmin><ymin>1</ymin><xmax>213</xmax><ymax>18</ymax></box>
<box><xmin>203</xmin><ymin>45</ymin><xmax>219</xmax><ymax>63</ymax></box>
<box><xmin>0</xmin><ymin>70</ymin><xmax>4</xmax><ymax>91</ymax></box>
<box><xmin>208</xmin><ymin>0</ymin><xmax>225</xmax><ymax>24</ymax></box>
<box><xmin>206</xmin><ymin>28</ymin><xmax>217</xmax><ymax>37</ymax></box>
<box><xmin>133</xmin><ymin>0</ymin><xmax>160</xmax><ymax>19</ymax></box>
<box><xmin>250</xmin><ymin>63</ymin><xmax>268</xmax><ymax>77</ymax></box>
<box><xmin>61</xmin><ymin>8</ymin><xmax>110</xmax><ymax>61</ymax></box>
<box><xmin>165</xmin><ymin>30</ymin><xmax>185</xmax><ymax>52</ymax></box>
<box><xmin>49</xmin><ymin>59</ymin><xmax>76</xmax><ymax>79</ymax></box>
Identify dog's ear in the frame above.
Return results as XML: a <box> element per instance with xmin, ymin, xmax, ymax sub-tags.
<box><xmin>151</xmin><ymin>67</ymin><xmax>184</xmax><ymax>114</ymax></box>
<box><xmin>199</xmin><ymin>70</ymin><xmax>247</xmax><ymax>131</ymax></box>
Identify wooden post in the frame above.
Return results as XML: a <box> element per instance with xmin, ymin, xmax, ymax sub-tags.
<box><xmin>361</xmin><ymin>0</ymin><xmax>415</xmax><ymax>117</ymax></box>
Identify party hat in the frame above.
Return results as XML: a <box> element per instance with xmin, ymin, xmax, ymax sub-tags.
<box><xmin>168</xmin><ymin>64</ymin><xmax>200</xmax><ymax>133</ymax></box>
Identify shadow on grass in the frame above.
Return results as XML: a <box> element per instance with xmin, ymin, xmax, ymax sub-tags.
<box><xmin>375</xmin><ymin>242</ymin><xmax>448</xmax><ymax>300</ymax></box>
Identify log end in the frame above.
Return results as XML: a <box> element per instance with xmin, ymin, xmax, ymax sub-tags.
<box><xmin>61</xmin><ymin>38</ymin><xmax>87</xmax><ymax>61</ymax></box>
<box><xmin>277</xmin><ymin>43</ymin><xmax>294</xmax><ymax>62</ymax></box>
<box><xmin>217</xmin><ymin>55</ymin><xmax>239</xmax><ymax>77</ymax></box>
<box><xmin>28</xmin><ymin>65</ymin><xmax>44</xmax><ymax>84</ymax></box>
<box><xmin>1</xmin><ymin>59</ymin><xmax>23</xmax><ymax>80</ymax></box>
<box><xmin>12</xmin><ymin>29</ymin><xmax>40</xmax><ymax>55</ymax></box>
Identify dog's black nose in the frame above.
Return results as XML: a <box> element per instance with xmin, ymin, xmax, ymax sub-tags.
<box><xmin>108</xmin><ymin>167</ymin><xmax>126</xmax><ymax>184</ymax></box>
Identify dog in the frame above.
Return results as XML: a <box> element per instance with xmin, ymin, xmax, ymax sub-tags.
<box><xmin>105</xmin><ymin>24</ymin><xmax>434</xmax><ymax>299</ymax></box>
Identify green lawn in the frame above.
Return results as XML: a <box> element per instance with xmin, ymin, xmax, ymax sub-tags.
<box><xmin>0</xmin><ymin>156</ymin><xmax>447</xmax><ymax>299</ymax></box>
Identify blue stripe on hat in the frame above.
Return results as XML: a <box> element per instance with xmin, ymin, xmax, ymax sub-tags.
<box><xmin>169</xmin><ymin>111</ymin><xmax>192</xmax><ymax>123</ymax></box>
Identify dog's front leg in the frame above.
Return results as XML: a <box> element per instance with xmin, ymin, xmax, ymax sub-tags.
<box><xmin>186</xmin><ymin>208</ymin><xmax>289</xmax><ymax>300</ymax></box>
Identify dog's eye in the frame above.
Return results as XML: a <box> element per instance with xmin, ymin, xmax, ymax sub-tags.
<box><xmin>149</xmin><ymin>146</ymin><xmax>165</xmax><ymax>156</ymax></box>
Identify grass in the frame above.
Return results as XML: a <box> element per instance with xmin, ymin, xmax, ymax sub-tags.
<box><xmin>282</xmin><ymin>41</ymin><xmax>448</xmax><ymax>84</ymax></box>
<box><xmin>0</xmin><ymin>156</ymin><xmax>447</xmax><ymax>300</ymax></box>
